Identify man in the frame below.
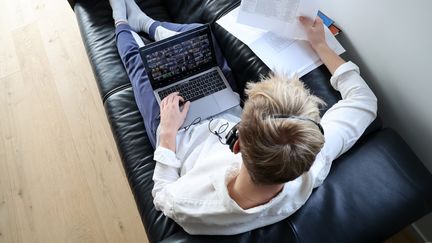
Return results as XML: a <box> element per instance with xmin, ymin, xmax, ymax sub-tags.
<box><xmin>109</xmin><ymin>0</ymin><xmax>378</xmax><ymax>235</ymax></box>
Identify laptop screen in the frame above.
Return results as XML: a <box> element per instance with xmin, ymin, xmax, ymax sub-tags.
<box><xmin>140</xmin><ymin>25</ymin><xmax>217</xmax><ymax>90</ymax></box>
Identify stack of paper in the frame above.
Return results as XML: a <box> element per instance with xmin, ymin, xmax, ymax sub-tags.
<box><xmin>216</xmin><ymin>7</ymin><xmax>345</xmax><ymax>77</ymax></box>
<box><xmin>237</xmin><ymin>0</ymin><xmax>320</xmax><ymax>40</ymax></box>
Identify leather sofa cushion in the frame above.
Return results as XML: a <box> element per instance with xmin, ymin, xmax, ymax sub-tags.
<box><xmin>162</xmin><ymin>0</ymin><xmax>240</xmax><ymax>24</ymax></box>
<box><xmin>103</xmin><ymin>88</ymin><xmax>181</xmax><ymax>242</ymax></box>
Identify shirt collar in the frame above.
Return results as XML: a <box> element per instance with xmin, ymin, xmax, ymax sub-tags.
<box><xmin>210</xmin><ymin>162</ymin><xmax>291</xmax><ymax>214</ymax></box>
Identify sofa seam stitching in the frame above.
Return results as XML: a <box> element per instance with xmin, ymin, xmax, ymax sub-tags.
<box><xmin>102</xmin><ymin>83</ymin><xmax>132</xmax><ymax>103</ymax></box>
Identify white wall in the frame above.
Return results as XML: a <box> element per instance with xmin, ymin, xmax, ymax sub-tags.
<box><xmin>319</xmin><ymin>0</ymin><xmax>432</xmax><ymax>240</ymax></box>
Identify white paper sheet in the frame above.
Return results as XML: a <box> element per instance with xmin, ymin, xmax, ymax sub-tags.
<box><xmin>216</xmin><ymin>7</ymin><xmax>345</xmax><ymax>77</ymax></box>
<box><xmin>237</xmin><ymin>0</ymin><xmax>319</xmax><ymax>40</ymax></box>
<box><xmin>216</xmin><ymin>8</ymin><xmax>266</xmax><ymax>45</ymax></box>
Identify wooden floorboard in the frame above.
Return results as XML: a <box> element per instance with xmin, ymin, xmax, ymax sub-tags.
<box><xmin>0</xmin><ymin>0</ymin><xmax>147</xmax><ymax>242</ymax></box>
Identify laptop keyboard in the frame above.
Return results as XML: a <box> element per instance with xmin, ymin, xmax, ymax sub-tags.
<box><xmin>158</xmin><ymin>70</ymin><xmax>227</xmax><ymax>102</ymax></box>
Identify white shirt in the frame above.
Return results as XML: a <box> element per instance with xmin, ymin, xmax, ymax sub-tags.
<box><xmin>152</xmin><ymin>62</ymin><xmax>378</xmax><ymax>235</ymax></box>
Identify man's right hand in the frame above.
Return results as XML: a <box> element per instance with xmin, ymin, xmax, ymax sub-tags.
<box><xmin>299</xmin><ymin>16</ymin><xmax>327</xmax><ymax>52</ymax></box>
<box><xmin>299</xmin><ymin>16</ymin><xmax>345</xmax><ymax>75</ymax></box>
<box><xmin>159</xmin><ymin>92</ymin><xmax>190</xmax><ymax>152</ymax></box>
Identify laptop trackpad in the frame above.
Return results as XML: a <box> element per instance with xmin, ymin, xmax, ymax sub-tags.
<box><xmin>182</xmin><ymin>96</ymin><xmax>219</xmax><ymax>128</ymax></box>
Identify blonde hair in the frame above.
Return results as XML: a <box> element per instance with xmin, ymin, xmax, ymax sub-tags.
<box><xmin>239</xmin><ymin>74</ymin><xmax>326</xmax><ymax>185</ymax></box>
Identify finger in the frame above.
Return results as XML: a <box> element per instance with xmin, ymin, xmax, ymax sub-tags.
<box><xmin>169</xmin><ymin>91</ymin><xmax>180</xmax><ymax>98</ymax></box>
<box><xmin>168</xmin><ymin>93</ymin><xmax>177</xmax><ymax>104</ymax></box>
<box><xmin>313</xmin><ymin>17</ymin><xmax>323</xmax><ymax>27</ymax></box>
<box><xmin>299</xmin><ymin>16</ymin><xmax>313</xmax><ymax>27</ymax></box>
<box><xmin>174</xmin><ymin>96</ymin><xmax>184</xmax><ymax>110</ymax></box>
<box><xmin>161</xmin><ymin>98</ymin><xmax>166</xmax><ymax>109</ymax></box>
<box><xmin>165</xmin><ymin>92</ymin><xmax>178</xmax><ymax>103</ymax></box>
<box><xmin>162</xmin><ymin>94</ymin><xmax>171</xmax><ymax>103</ymax></box>
<box><xmin>181</xmin><ymin>101</ymin><xmax>191</xmax><ymax>117</ymax></box>
<box><xmin>172</xmin><ymin>96</ymin><xmax>182</xmax><ymax>109</ymax></box>
<box><xmin>178</xmin><ymin>96</ymin><xmax>185</xmax><ymax>103</ymax></box>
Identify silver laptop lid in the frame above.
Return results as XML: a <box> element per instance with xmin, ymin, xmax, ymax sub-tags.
<box><xmin>139</xmin><ymin>24</ymin><xmax>218</xmax><ymax>90</ymax></box>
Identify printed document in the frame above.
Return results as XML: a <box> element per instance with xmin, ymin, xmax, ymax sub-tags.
<box><xmin>216</xmin><ymin>7</ymin><xmax>345</xmax><ymax>77</ymax></box>
<box><xmin>237</xmin><ymin>0</ymin><xmax>319</xmax><ymax>40</ymax></box>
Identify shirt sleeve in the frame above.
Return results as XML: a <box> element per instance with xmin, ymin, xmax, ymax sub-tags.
<box><xmin>151</xmin><ymin>146</ymin><xmax>182</xmax><ymax>218</ymax></box>
<box><xmin>312</xmin><ymin>61</ymin><xmax>378</xmax><ymax>187</ymax></box>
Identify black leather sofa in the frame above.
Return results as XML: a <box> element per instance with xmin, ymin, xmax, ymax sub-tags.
<box><xmin>71</xmin><ymin>0</ymin><xmax>432</xmax><ymax>242</ymax></box>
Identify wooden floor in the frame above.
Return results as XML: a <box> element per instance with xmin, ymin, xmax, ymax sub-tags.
<box><xmin>0</xmin><ymin>0</ymin><xmax>147</xmax><ymax>242</ymax></box>
<box><xmin>0</xmin><ymin>0</ymin><xmax>420</xmax><ymax>243</ymax></box>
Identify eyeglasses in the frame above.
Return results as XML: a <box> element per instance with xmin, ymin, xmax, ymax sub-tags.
<box><xmin>207</xmin><ymin>118</ymin><xmax>230</xmax><ymax>145</ymax></box>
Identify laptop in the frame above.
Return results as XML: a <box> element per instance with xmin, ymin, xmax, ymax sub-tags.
<box><xmin>139</xmin><ymin>24</ymin><xmax>239</xmax><ymax>128</ymax></box>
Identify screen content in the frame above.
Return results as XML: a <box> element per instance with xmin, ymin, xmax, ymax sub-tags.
<box><xmin>146</xmin><ymin>34</ymin><xmax>213</xmax><ymax>84</ymax></box>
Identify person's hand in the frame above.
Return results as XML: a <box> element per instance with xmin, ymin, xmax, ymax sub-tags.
<box><xmin>299</xmin><ymin>16</ymin><xmax>345</xmax><ymax>74</ymax></box>
<box><xmin>159</xmin><ymin>92</ymin><xmax>190</xmax><ymax>151</ymax></box>
<box><xmin>299</xmin><ymin>16</ymin><xmax>327</xmax><ymax>51</ymax></box>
